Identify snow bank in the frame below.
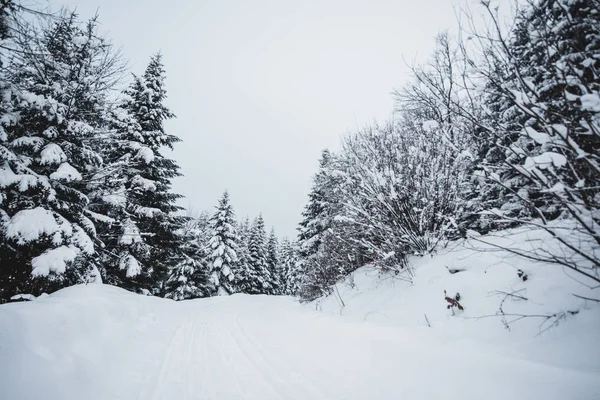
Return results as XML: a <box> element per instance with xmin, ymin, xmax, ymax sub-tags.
<box><xmin>5</xmin><ymin>207</ymin><xmax>70</xmax><ymax>244</ymax></box>
<box><xmin>314</xmin><ymin>226</ymin><xmax>600</xmax><ymax>371</ymax></box>
<box><xmin>1</xmin><ymin>226</ymin><xmax>599</xmax><ymax>400</ymax></box>
<box><xmin>0</xmin><ymin>285</ymin><xmax>181</xmax><ymax>400</ymax></box>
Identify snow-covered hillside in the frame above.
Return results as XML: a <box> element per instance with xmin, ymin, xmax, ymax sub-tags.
<box><xmin>315</xmin><ymin>227</ymin><xmax>600</xmax><ymax>371</ymax></box>
<box><xmin>1</xmin><ymin>229</ymin><xmax>599</xmax><ymax>400</ymax></box>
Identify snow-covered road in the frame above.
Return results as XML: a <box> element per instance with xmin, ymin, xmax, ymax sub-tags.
<box><xmin>1</xmin><ymin>285</ymin><xmax>599</xmax><ymax>400</ymax></box>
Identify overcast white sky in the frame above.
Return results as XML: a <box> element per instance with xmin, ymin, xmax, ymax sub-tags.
<box><xmin>56</xmin><ymin>0</ymin><xmax>460</xmax><ymax>238</ymax></box>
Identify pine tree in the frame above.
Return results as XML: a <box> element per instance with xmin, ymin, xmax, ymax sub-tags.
<box><xmin>193</xmin><ymin>211</ymin><xmax>213</xmax><ymax>266</ymax></box>
<box><xmin>207</xmin><ymin>191</ymin><xmax>238</xmax><ymax>295</ymax></box>
<box><xmin>296</xmin><ymin>150</ymin><xmax>350</xmax><ymax>299</ymax></box>
<box><xmin>297</xmin><ymin>150</ymin><xmax>338</xmax><ymax>261</ymax></box>
<box><xmin>266</xmin><ymin>227</ymin><xmax>281</xmax><ymax>294</ymax></box>
<box><xmin>164</xmin><ymin>213</ymin><xmax>212</xmax><ymax>300</ymax></box>
<box><xmin>233</xmin><ymin>216</ymin><xmax>252</xmax><ymax>293</ymax></box>
<box><xmin>245</xmin><ymin>214</ymin><xmax>272</xmax><ymax>294</ymax></box>
<box><xmin>279</xmin><ymin>237</ymin><xmax>300</xmax><ymax>295</ymax></box>
<box><xmin>92</xmin><ymin>53</ymin><xmax>186</xmax><ymax>295</ymax></box>
<box><xmin>0</xmin><ymin>12</ymin><xmax>121</xmax><ymax>300</ymax></box>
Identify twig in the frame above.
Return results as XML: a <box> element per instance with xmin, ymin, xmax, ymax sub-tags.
<box><xmin>573</xmin><ymin>294</ymin><xmax>600</xmax><ymax>304</ymax></box>
<box><xmin>424</xmin><ymin>313</ymin><xmax>432</xmax><ymax>327</ymax></box>
<box><xmin>490</xmin><ymin>289</ymin><xmax>528</xmax><ymax>301</ymax></box>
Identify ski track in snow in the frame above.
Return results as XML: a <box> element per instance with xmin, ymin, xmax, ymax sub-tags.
<box><xmin>139</xmin><ymin>299</ymin><xmax>332</xmax><ymax>400</ymax></box>
<box><xmin>1</xmin><ymin>285</ymin><xmax>599</xmax><ymax>400</ymax></box>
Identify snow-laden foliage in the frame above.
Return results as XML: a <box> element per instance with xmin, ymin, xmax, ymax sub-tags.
<box><xmin>0</xmin><ymin>7</ymin><xmax>192</xmax><ymax>302</ymax></box>
<box><xmin>207</xmin><ymin>191</ymin><xmax>239</xmax><ymax>294</ymax></box>
<box><xmin>266</xmin><ymin>228</ymin><xmax>282</xmax><ymax>294</ymax></box>
<box><xmin>0</xmin><ymin>11</ymin><xmax>120</xmax><ymax>298</ymax></box>
<box><xmin>454</xmin><ymin>0</ymin><xmax>600</xmax><ymax>285</ymax></box>
<box><xmin>278</xmin><ymin>237</ymin><xmax>301</xmax><ymax>295</ymax></box>
<box><xmin>238</xmin><ymin>215</ymin><xmax>274</xmax><ymax>294</ymax></box>
<box><xmin>296</xmin><ymin>0</ymin><xmax>600</xmax><ymax>297</ymax></box>
<box><xmin>164</xmin><ymin>212</ymin><xmax>213</xmax><ymax>300</ymax></box>
<box><xmin>87</xmin><ymin>53</ymin><xmax>186</xmax><ymax>295</ymax></box>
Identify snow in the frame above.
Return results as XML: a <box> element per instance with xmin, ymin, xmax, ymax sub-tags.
<box><xmin>39</xmin><ymin>143</ymin><xmax>67</xmax><ymax>165</ymax></box>
<box><xmin>0</xmin><ymin>162</ymin><xmax>49</xmax><ymax>192</ymax></box>
<box><xmin>84</xmin><ymin>209</ymin><xmax>116</xmax><ymax>224</ymax></box>
<box><xmin>10</xmin><ymin>294</ymin><xmax>36</xmax><ymax>301</ymax></box>
<box><xmin>524</xmin><ymin>152</ymin><xmax>567</xmax><ymax>170</ymax></box>
<box><xmin>18</xmin><ymin>90</ymin><xmax>45</xmax><ymax>106</ymax></box>
<box><xmin>422</xmin><ymin>120</ymin><xmax>440</xmax><ymax>131</ymax></box>
<box><xmin>580</xmin><ymin>93</ymin><xmax>600</xmax><ymax>112</ymax></box>
<box><xmin>119</xmin><ymin>254</ymin><xmax>142</xmax><ymax>278</ymax></box>
<box><xmin>119</xmin><ymin>218</ymin><xmax>142</xmax><ymax>245</ymax></box>
<box><xmin>72</xmin><ymin>225</ymin><xmax>95</xmax><ymax>255</ymax></box>
<box><xmin>102</xmin><ymin>186</ymin><xmax>127</xmax><ymax>206</ymax></box>
<box><xmin>135</xmin><ymin>206</ymin><xmax>163</xmax><ymax>217</ymax></box>
<box><xmin>0</xmin><ymin>163</ymin><xmax>20</xmax><ymax>188</ymax></box>
<box><xmin>315</xmin><ymin>226</ymin><xmax>600</xmax><ymax>363</ymax></box>
<box><xmin>31</xmin><ymin>245</ymin><xmax>80</xmax><ymax>276</ymax></box>
<box><xmin>130</xmin><ymin>174</ymin><xmax>156</xmax><ymax>191</ymax></box>
<box><xmin>50</xmin><ymin>162</ymin><xmax>82</xmax><ymax>182</ymax></box>
<box><xmin>523</xmin><ymin>126</ymin><xmax>551</xmax><ymax>144</ymax></box>
<box><xmin>42</xmin><ymin>126</ymin><xmax>58</xmax><ymax>138</ymax></box>
<box><xmin>136</xmin><ymin>146</ymin><xmax>155</xmax><ymax>164</ymax></box>
<box><xmin>1</xmin><ymin>228</ymin><xmax>598</xmax><ymax>400</ymax></box>
<box><xmin>5</xmin><ymin>207</ymin><xmax>66</xmax><ymax>244</ymax></box>
<box><xmin>12</xmin><ymin>136</ymin><xmax>44</xmax><ymax>151</ymax></box>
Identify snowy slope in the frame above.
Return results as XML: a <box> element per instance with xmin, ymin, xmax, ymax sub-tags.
<box><xmin>1</xmin><ymin>228</ymin><xmax>599</xmax><ymax>400</ymax></box>
<box><xmin>314</xmin><ymin>226</ymin><xmax>600</xmax><ymax>372</ymax></box>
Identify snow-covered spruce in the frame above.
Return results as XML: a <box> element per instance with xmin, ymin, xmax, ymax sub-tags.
<box><xmin>207</xmin><ymin>191</ymin><xmax>239</xmax><ymax>295</ymax></box>
<box><xmin>0</xmin><ymin>13</ymin><xmax>119</xmax><ymax>299</ymax></box>
<box><xmin>88</xmin><ymin>53</ymin><xmax>186</xmax><ymax>295</ymax></box>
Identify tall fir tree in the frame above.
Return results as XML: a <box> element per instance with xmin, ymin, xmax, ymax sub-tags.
<box><xmin>266</xmin><ymin>227</ymin><xmax>281</xmax><ymax>294</ymax></box>
<box><xmin>164</xmin><ymin>213</ymin><xmax>212</xmax><ymax>300</ymax></box>
<box><xmin>233</xmin><ymin>216</ymin><xmax>252</xmax><ymax>293</ymax></box>
<box><xmin>207</xmin><ymin>191</ymin><xmax>238</xmax><ymax>295</ymax></box>
<box><xmin>0</xmin><ymin>12</ymin><xmax>121</xmax><ymax>300</ymax></box>
<box><xmin>296</xmin><ymin>150</ymin><xmax>347</xmax><ymax>299</ymax></box>
<box><xmin>278</xmin><ymin>237</ymin><xmax>300</xmax><ymax>295</ymax></box>
<box><xmin>297</xmin><ymin>150</ymin><xmax>335</xmax><ymax>261</ymax></box>
<box><xmin>245</xmin><ymin>214</ymin><xmax>272</xmax><ymax>294</ymax></box>
<box><xmin>98</xmin><ymin>53</ymin><xmax>185</xmax><ymax>295</ymax></box>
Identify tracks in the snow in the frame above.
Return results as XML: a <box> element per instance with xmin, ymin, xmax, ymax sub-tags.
<box><xmin>138</xmin><ymin>299</ymin><xmax>330</xmax><ymax>400</ymax></box>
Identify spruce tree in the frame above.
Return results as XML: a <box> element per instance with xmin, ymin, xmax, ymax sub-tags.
<box><xmin>297</xmin><ymin>150</ymin><xmax>335</xmax><ymax>261</ymax></box>
<box><xmin>0</xmin><ymin>12</ymin><xmax>120</xmax><ymax>300</ymax></box>
<box><xmin>207</xmin><ymin>191</ymin><xmax>238</xmax><ymax>295</ymax></box>
<box><xmin>266</xmin><ymin>227</ymin><xmax>281</xmax><ymax>294</ymax></box>
<box><xmin>164</xmin><ymin>213</ymin><xmax>212</xmax><ymax>300</ymax></box>
<box><xmin>246</xmin><ymin>214</ymin><xmax>272</xmax><ymax>294</ymax></box>
<box><xmin>279</xmin><ymin>237</ymin><xmax>300</xmax><ymax>295</ymax></box>
<box><xmin>296</xmin><ymin>150</ymin><xmax>346</xmax><ymax>299</ymax></box>
<box><xmin>95</xmin><ymin>53</ymin><xmax>185</xmax><ymax>294</ymax></box>
<box><xmin>233</xmin><ymin>216</ymin><xmax>252</xmax><ymax>293</ymax></box>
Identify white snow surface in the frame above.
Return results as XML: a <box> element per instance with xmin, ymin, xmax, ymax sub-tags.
<box><xmin>422</xmin><ymin>119</ymin><xmax>440</xmax><ymax>131</ymax></box>
<box><xmin>1</xmin><ymin>228</ymin><xmax>599</xmax><ymax>400</ymax></box>
<box><xmin>49</xmin><ymin>162</ymin><xmax>82</xmax><ymax>182</ymax></box>
<box><xmin>119</xmin><ymin>254</ymin><xmax>142</xmax><ymax>278</ymax></box>
<box><xmin>39</xmin><ymin>143</ymin><xmax>67</xmax><ymax>165</ymax></box>
<box><xmin>31</xmin><ymin>245</ymin><xmax>80</xmax><ymax>276</ymax></box>
<box><xmin>136</xmin><ymin>146</ymin><xmax>155</xmax><ymax>164</ymax></box>
<box><xmin>5</xmin><ymin>207</ymin><xmax>69</xmax><ymax>244</ymax></box>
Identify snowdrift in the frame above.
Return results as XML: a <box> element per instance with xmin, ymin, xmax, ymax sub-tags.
<box><xmin>313</xmin><ymin>226</ymin><xmax>600</xmax><ymax>371</ymax></box>
<box><xmin>1</xmin><ymin>227</ymin><xmax>599</xmax><ymax>400</ymax></box>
